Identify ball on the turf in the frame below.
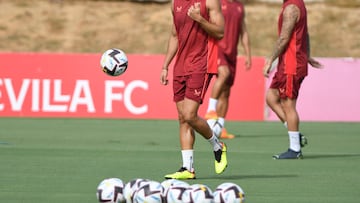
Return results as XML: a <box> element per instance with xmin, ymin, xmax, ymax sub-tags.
<box><xmin>213</xmin><ymin>182</ymin><xmax>245</xmax><ymax>203</ymax></box>
<box><xmin>161</xmin><ymin>179</ymin><xmax>189</xmax><ymax>197</ymax></box>
<box><xmin>123</xmin><ymin>178</ymin><xmax>150</xmax><ymax>203</ymax></box>
<box><xmin>165</xmin><ymin>183</ymin><xmax>191</xmax><ymax>203</ymax></box>
<box><xmin>132</xmin><ymin>180</ymin><xmax>164</xmax><ymax>203</ymax></box>
<box><xmin>96</xmin><ymin>178</ymin><xmax>125</xmax><ymax>203</ymax></box>
<box><xmin>188</xmin><ymin>184</ymin><xmax>213</xmax><ymax>203</ymax></box>
<box><xmin>100</xmin><ymin>48</ymin><xmax>128</xmax><ymax>76</ymax></box>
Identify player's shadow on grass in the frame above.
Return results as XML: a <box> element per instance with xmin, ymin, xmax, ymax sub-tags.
<box><xmin>304</xmin><ymin>153</ymin><xmax>360</xmax><ymax>159</ymax></box>
<box><xmin>231</xmin><ymin>133</ymin><xmax>285</xmax><ymax>139</ymax></box>
<box><xmin>199</xmin><ymin>174</ymin><xmax>298</xmax><ymax>180</ymax></box>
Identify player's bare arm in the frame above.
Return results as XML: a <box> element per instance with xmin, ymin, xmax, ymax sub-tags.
<box><xmin>240</xmin><ymin>14</ymin><xmax>252</xmax><ymax>70</ymax></box>
<box><xmin>187</xmin><ymin>0</ymin><xmax>224</xmax><ymax>39</ymax></box>
<box><xmin>263</xmin><ymin>4</ymin><xmax>299</xmax><ymax>77</ymax></box>
<box><xmin>161</xmin><ymin>23</ymin><xmax>178</xmax><ymax>85</ymax></box>
<box><xmin>306</xmin><ymin>33</ymin><xmax>323</xmax><ymax>68</ymax></box>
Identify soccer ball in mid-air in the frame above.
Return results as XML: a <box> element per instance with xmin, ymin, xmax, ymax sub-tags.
<box><xmin>96</xmin><ymin>178</ymin><xmax>125</xmax><ymax>203</ymax></box>
<box><xmin>100</xmin><ymin>48</ymin><xmax>128</xmax><ymax>76</ymax></box>
<box><xmin>213</xmin><ymin>182</ymin><xmax>245</xmax><ymax>203</ymax></box>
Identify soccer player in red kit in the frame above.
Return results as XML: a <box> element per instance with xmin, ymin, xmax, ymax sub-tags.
<box><xmin>205</xmin><ymin>0</ymin><xmax>252</xmax><ymax>139</ymax></box>
<box><xmin>263</xmin><ymin>0</ymin><xmax>322</xmax><ymax>159</ymax></box>
<box><xmin>160</xmin><ymin>0</ymin><xmax>228</xmax><ymax>179</ymax></box>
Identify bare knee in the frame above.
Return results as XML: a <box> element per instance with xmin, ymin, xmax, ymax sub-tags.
<box><xmin>182</xmin><ymin>111</ymin><xmax>197</xmax><ymax>124</ymax></box>
<box><xmin>218</xmin><ymin>66</ymin><xmax>230</xmax><ymax>81</ymax></box>
<box><xmin>266</xmin><ymin>89</ymin><xmax>279</xmax><ymax>107</ymax></box>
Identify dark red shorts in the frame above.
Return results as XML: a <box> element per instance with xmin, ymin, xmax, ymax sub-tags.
<box><xmin>173</xmin><ymin>73</ymin><xmax>212</xmax><ymax>103</ymax></box>
<box><xmin>270</xmin><ymin>71</ymin><xmax>305</xmax><ymax>99</ymax></box>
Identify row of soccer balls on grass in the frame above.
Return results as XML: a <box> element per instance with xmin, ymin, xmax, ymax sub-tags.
<box><xmin>97</xmin><ymin>177</ymin><xmax>245</xmax><ymax>203</ymax></box>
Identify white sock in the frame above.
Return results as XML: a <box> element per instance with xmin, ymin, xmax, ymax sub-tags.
<box><xmin>288</xmin><ymin>131</ymin><xmax>300</xmax><ymax>152</ymax></box>
<box><xmin>283</xmin><ymin>121</ymin><xmax>288</xmax><ymax>128</ymax></box>
<box><xmin>181</xmin><ymin>150</ymin><xmax>194</xmax><ymax>172</ymax></box>
<box><xmin>218</xmin><ymin>117</ymin><xmax>225</xmax><ymax>128</ymax></box>
<box><xmin>207</xmin><ymin>98</ymin><xmax>218</xmax><ymax>112</ymax></box>
<box><xmin>208</xmin><ymin>134</ymin><xmax>222</xmax><ymax>151</ymax></box>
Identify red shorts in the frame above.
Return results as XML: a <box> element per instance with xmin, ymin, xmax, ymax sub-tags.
<box><xmin>173</xmin><ymin>73</ymin><xmax>212</xmax><ymax>103</ymax></box>
<box><xmin>270</xmin><ymin>71</ymin><xmax>305</xmax><ymax>99</ymax></box>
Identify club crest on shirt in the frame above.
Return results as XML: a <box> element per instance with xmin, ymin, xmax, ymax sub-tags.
<box><xmin>194</xmin><ymin>89</ymin><xmax>201</xmax><ymax>96</ymax></box>
<box><xmin>176</xmin><ymin>6</ymin><xmax>182</xmax><ymax>13</ymax></box>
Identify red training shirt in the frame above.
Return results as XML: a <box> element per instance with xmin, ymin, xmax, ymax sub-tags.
<box><xmin>173</xmin><ymin>0</ymin><xmax>209</xmax><ymax>76</ymax></box>
<box><xmin>278</xmin><ymin>0</ymin><xmax>308</xmax><ymax>77</ymax></box>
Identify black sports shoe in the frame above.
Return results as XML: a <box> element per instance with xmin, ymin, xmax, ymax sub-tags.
<box><xmin>273</xmin><ymin>149</ymin><xmax>303</xmax><ymax>159</ymax></box>
<box><xmin>300</xmin><ymin>133</ymin><xmax>308</xmax><ymax>147</ymax></box>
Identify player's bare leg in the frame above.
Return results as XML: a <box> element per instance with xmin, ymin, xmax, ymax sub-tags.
<box><xmin>206</xmin><ymin>65</ymin><xmax>233</xmax><ymax>138</ymax></box>
<box><xmin>281</xmin><ymin>98</ymin><xmax>299</xmax><ymax>132</ymax></box>
<box><xmin>273</xmin><ymin>98</ymin><xmax>303</xmax><ymax>159</ymax></box>
<box><xmin>180</xmin><ymin>98</ymin><xmax>213</xmax><ymax>139</ymax></box>
<box><xmin>266</xmin><ymin>89</ymin><xmax>306</xmax><ymax>159</ymax></box>
<box><xmin>266</xmin><ymin>89</ymin><xmax>307</xmax><ymax>147</ymax></box>
<box><xmin>211</xmin><ymin>65</ymin><xmax>230</xmax><ymax>101</ymax></box>
<box><xmin>266</xmin><ymin>88</ymin><xmax>286</xmax><ymax>123</ymax></box>
<box><xmin>217</xmin><ymin>85</ymin><xmax>234</xmax><ymax>139</ymax></box>
<box><xmin>179</xmin><ymin>98</ymin><xmax>227</xmax><ymax>174</ymax></box>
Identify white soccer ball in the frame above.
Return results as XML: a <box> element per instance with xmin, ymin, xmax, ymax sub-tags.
<box><xmin>133</xmin><ymin>180</ymin><xmax>164</xmax><ymax>203</ymax></box>
<box><xmin>123</xmin><ymin>178</ymin><xmax>150</xmax><ymax>203</ymax></box>
<box><xmin>161</xmin><ymin>179</ymin><xmax>190</xmax><ymax>199</ymax></box>
<box><xmin>100</xmin><ymin>48</ymin><xmax>128</xmax><ymax>76</ymax></box>
<box><xmin>213</xmin><ymin>182</ymin><xmax>245</xmax><ymax>203</ymax></box>
<box><xmin>96</xmin><ymin>178</ymin><xmax>125</xmax><ymax>203</ymax></box>
<box><xmin>187</xmin><ymin>184</ymin><xmax>213</xmax><ymax>203</ymax></box>
<box><xmin>207</xmin><ymin>118</ymin><xmax>223</xmax><ymax>138</ymax></box>
<box><xmin>165</xmin><ymin>183</ymin><xmax>191</xmax><ymax>203</ymax></box>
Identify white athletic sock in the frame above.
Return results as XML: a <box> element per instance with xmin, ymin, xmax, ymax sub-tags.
<box><xmin>208</xmin><ymin>134</ymin><xmax>222</xmax><ymax>151</ymax></box>
<box><xmin>288</xmin><ymin>131</ymin><xmax>300</xmax><ymax>152</ymax></box>
<box><xmin>218</xmin><ymin>117</ymin><xmax>225</xmax><ymax>128</ymax></box>
<box><xmin>207</xmin><ymin>98</ymin><xmax>218</xmax><ymax>112</ymax></box>
<box><xmin>181</xmin><ymin>150</ymin><xmax>194</xmax><ymax>172</ymax></box>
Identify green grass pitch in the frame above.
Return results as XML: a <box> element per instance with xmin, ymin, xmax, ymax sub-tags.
<box><xmin>0</xmin><ymin>118</ymin><xmax>359</xmax><ymax>203</ymax></box>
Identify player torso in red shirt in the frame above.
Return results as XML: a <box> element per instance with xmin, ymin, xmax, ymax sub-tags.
<box><xmin>278</xmin><ymin>0</ymin><xmax>308</xmax><ymax>76</ymax></box>
<box><xmin>218</xmin><ymin>0</ymin><xmax>244</xmax><ymax>65</ymax></box>
<box><xmin>173</xmin><ymin>0</ymin><xmax>209</xmax><ymax>76</ymax></box>
<box><xmin>207</xmin><ymin>0</ymin><xmax>244</xmax><ymax>74</ymax></box>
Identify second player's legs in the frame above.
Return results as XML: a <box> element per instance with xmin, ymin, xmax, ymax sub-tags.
<box><xmin>266</xmin><ymin>88</ymin><xmax>287</xmax><ymax>123</ymax></box>
<box><xmin>280</xmin><ymin>98</ymin><xmax>299</xmax><ymax>132</ymax></box>
<box><xmin>217</xmin><ymin>84</ymin><xmax>230</xmax><ymax>118</ymax></box>
<box><xmin>210</xmin><ymin>65</ymin><xmax>231</xmax><ymax>100</ymax></box>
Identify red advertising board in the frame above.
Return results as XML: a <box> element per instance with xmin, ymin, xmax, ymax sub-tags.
<box><xmin>0</xmin><ymin>53</ymin><xmax>265</xmax><ymax>120</ymax></box>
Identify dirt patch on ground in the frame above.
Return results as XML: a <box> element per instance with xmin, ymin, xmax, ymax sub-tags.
<box><xmin>0</xmin><ymin>0</ymin><xmax>359</xmax><ymax>57</ymax></box>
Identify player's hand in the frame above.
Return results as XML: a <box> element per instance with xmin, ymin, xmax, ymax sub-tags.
<box><xmin>160</xmin><ymin>69</ymin><xmax>169</xmax><ymax>85</ymax></box>
<box><xmin>187</xmin><ymin>3</ymin><xmax>201</xmax><ymax>22</ymax></box>
<box><xmin>245</xmin><ymin>57</ymin><xmax>252</xmax><ymax>71</ymax></box>
<box><xmin>308</xmin><ymin>57</ymin><xmax>323</xmax><ymax>69</ymax></box>
<box><xmin>263</xmin><ymin>60</ymin><xmax>272</xmax><ymax>78</ymax></box>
